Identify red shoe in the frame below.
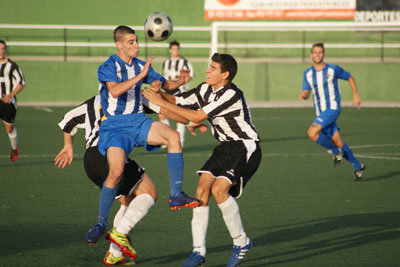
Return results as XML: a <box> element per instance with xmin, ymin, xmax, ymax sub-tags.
<box><xmin>10</xmin><ymin>146</ymin><xmax>19</xmax><ymax>162</ymax></box>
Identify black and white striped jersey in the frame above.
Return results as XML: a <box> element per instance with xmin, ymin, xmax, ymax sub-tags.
<box><xmin>58</xmin><ymin>95</ymin><xmax>160</xmax><ymax>149</ymax></box>
<box><xmin>0</xmin><ymin>59</ymin><xmax>26</xmax><ymax>106</ymax></box>
<box><xmin>162</xmin><ymin>57</ymin><xmax>193</xmax><ymax>91</ymax></box>
<box><xmin>58</xmin><ymin>95</ymin><xmax>103</xmax><ymax>149</ymax></box>
<box><xmin>176</xmin><ymin>82</ymin><xmax>259</xmax><ymax>143</ymax></box>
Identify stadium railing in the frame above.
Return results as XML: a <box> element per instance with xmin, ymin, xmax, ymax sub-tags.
<box><xmin>1</xmin><ymin>22</ymin><xmax>400</xmax><ymax>62</ymax></box>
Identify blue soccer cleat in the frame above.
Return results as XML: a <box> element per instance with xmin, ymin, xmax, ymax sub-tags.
<box><xmin>182</xmin><ymin>251</ymin><xmax>205</xmax><ymax>267</ymax></box>
<box><xmin>227</xmin><ymin>239</ymin><xmax>252</xmax><ymax>267</ymax></box>
<box><xmin>85</xmin><ymin>222</ymin><xmax>106</xmax><ymax>244</ymax></box>
<box><xmin>354</xmin><ymin>164</ymin><xmax>366</xmax><ymax>181</ymax></box>
<box><xmin>169</xmin><ymin>192</ymin><xmax>199</xmax><ymax>210</ymax></box>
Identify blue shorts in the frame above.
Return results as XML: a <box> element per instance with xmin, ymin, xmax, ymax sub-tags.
<box><xmin>313</xmin><ymin>109</ymin><xmax>341</xmax><ymax>139</ymax></box>
<box><xmin>98</xmin><ymin>113</ymin><xmax>159</xmax><ymax>156</ymax></box>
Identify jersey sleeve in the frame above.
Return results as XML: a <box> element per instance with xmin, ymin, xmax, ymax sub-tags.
<box><xmin>334</xmin><ymin>65</ymin><xmax>351</xmax><ymax>81</ymax></box>
<box><xmin>98</xmin><ymin>62</ymin><xmax>120</xmax><ymax>85</ymax></box>
<box><xmin>202</xmin><ymin>89</ymin><xmax>241</xmax><ymax>118</ymax></box>
<box><xmin>58</xmin><ymin>103</ymin><xmax>87</xmax><ymax>136</ymax></box>
<box><xmin>302</xmin><ymin>69</ymin><xmax>311</xmax><ymax>91</ymax></box>
<box><xmin>175</xmin><ymin>86</ymin><xmax>201</xmax><ymax>110</ymax></box>
<box><xmin>12</xmin><ymin>65</ymin><xmax>26</xmax><ymax>86</ymax></box>
<box><xmin>142</xmin><ymin>66</ymin><xmax>166</xmax><ymax>87</ymax></box>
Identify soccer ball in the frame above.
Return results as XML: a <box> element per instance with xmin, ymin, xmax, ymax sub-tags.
<box><xmin>144</xmin><ymin>12</ymin><xmax>173</xmax><ymax>41</ymax></box>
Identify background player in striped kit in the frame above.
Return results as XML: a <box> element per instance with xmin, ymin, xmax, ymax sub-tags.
<box><xmin>54</xmin><ymin>94</ymin><xmax>205</xmax><ymax>265</ymax></box>
<box><xmin>142</xmin><ymin>53</ymin><xmax>262</xmax><ymax>267</ymax></box>
<box><xmin>0</xmin><ymin>40</ymin><xmax>26</xmax><ymax>162</ymax></box>
<box><xmin>298</xmin><ymin>42</ymin><xmax>366</xmax><ymax>181</ymax></box>
<box><xmin>158</xmin><ymin>41</ymin><xmax>194</xmax><ymax>148</ymax></box>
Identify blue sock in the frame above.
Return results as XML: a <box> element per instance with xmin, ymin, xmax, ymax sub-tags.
<box><xmin>342</xmin><ymin>143</ymin><xmax>361</xmax><ymax>170</ymax></box>
<box><xmin>315</xmin><ymin>133</ymin><xmax>339</xmax><ymax>154</ymax></box>
<box><xmin>97</xmin><ymin>184</ymin><xmax>118</xmax><ymax>226</ymax></box>
<box><xmin>167</xmin><ymin>152</ymin><xmax>184</xmax><ymax>197</ymax></box>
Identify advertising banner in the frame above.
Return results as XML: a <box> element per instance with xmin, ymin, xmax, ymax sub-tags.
<box><xmin>204</xmin><ymin>0</ymin><xmax>356</xmax><ymax>20</ymax></box>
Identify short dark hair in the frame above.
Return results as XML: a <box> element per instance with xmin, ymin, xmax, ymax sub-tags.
<box><xmin>0</xmin><ymin>40</ymin><xmax>6</xmax><ymax>48</ymax></box>
<box><xmin>311</xmin><ymin>43</ymin><xmax>325</xmax><ymax>53</ymax></box>
<box><xmin>113</xmin><ymin>25</ymin><xmax>135</xmax><ymax>42</ymax></box>
<box><xmin>211</xmin><ymin>53</ymin><xmax>237</xmax><ymax>81</ymax></box>
<box><xmin>169</xmin><ymin>40</ymin><xmax>180</xmax><ymax>49</ymax></box>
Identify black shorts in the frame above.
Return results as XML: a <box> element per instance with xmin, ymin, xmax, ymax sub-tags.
<box><xmin>197</xmin><ymin>141</ymin><xmax>262</xmax><ymax>198</ymax></box>
<box><xmin>83</xmin><ymin>146</ymin><xmax>145</xmax><ymax>197</ymax></box>
<box><xmin>0</xmin><ymin>102</ymin><xmax>16</xmax><ymax>124</ymax></box>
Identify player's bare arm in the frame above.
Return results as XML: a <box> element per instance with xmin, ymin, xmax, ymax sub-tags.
<box><xmin>348</xmin><ymin>75</ymin><xmax>362</xmax><ymax>110</ymax></box>
<box><xmin>142</xmin><ymin>88</ymin><xmax>207</xmax><ymax>123</ymax></box>
<box><xmin>298</xmin><ymin>90</ymin><xmax>310</xmax><ymax>100</ymax></box>
<box><xmin>106</xmin><ymin>56</ymin><xmax>154</xmax><ymax>98</ymax></box>
<box><xmin>54</xmin><ymin>132</ymin><xmax>74</xmax><ymax>169</ymax></box>
<box><xmin>1</xmin><ymin>84</ymin><xmax>25</xmax><ymax>104</ymax></box>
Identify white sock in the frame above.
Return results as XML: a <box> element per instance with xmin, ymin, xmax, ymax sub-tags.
<box><xmin>8</xmin><ymin>128</ymin><xmax>18</xmax><ymax>150</ymax></box>
<box><xmin>109</xmin><ymin>205</ymin><xmax>128</xmax><ymax>257</ymax></box>
<box><xmin>160</xmin><ymin>118</ymin><xmax>170</xmax><ymax>126</ymax></box>
<box><xmin>176</xmin><ymin>123</ymin><xmax>185</xmax><ymax>147</ymax></box>
<box><xmin>116</xmin><ymin>194</ymin><xmax>155</xmax><ymax>235</ymax></box>
<box><xmin>192</xmin><ymin>206</ymin><xmax>209</xmax><ymax>256</ymax></box>
<box><xmin>218</xmin><ymin>196</ymin><xmax>247</xmax><ymax>247</ymax></box>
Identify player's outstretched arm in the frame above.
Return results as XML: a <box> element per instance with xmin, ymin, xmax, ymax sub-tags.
<box><xmin>106</xmin><ymin>56</ymin><xmax>155</xmax><ymax>98</ymax></box>
<box><xmin>54</xmin><ymin>132</ymin><xmax>74</xmax><ymax>169</ymax></box>
<box><xmin>348</xmin><ymin>76</ymin><xmax>362</xmax><ymax>110</ymax></box>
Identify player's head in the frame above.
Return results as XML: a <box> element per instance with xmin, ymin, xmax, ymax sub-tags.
<box><xmin>310</xmin><ymin>43</ymin><xmax>325</xmax><ymax>64</ymax></box>
<box><xmin>0</xmin><ymin>40</ymin><xmax>6</xmax><ymax>59</ymax></box>
<box><xmin>206</xmin><ymin>53</ymin><xmax>237</xmax><ymax>87</ymax></box>
<box><xmin>169</xmin><ymin>40</ymin><xmax>180</xmax><ymax>57</ymax></box>
<box><xmin>114</xmin><ymin>25</ymin><xmax>139</xmax><ymax>58</ymax></box>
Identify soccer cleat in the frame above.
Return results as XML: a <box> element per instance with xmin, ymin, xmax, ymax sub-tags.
<box><xmin>103</xmin><ymin>251</ymin><xmax>135</xmax><ymax>266</ymax></box>
<box><xmin>332</xmin><ymin>148</ymin><xmax>343</xmax><ymax>168</ymax></box>
<box><xmin>354</xmin><ymin>164</ymin><xmax>366</xmax><ymax>181</ymax></box>
<box><xmin>107</xmin><ymin>228</ymin><xmax>137</xmax><ymax>259</ymax></box>
<box><xmin>182</xmin><ymin>252</ymin><xmax>205</xmax><ymax>267</ymax></box>
<box><xmin>85</xmin><ymin>222</ymin><xmax>106</xmax><ymax>244</ymax></box>
<box><xmin>227</xmin><ymin>239</ymin><xmax>252</xmax><ymax>267</ymax></box>
<box><xmin>169</xmin><ymin>192</ymin><xmax>199</xmax><ymax>210</ymax></box>
<box><xmin>10</xmin><ymin>146</ymin><xmax>19</xmax><ymax>162</ymax></box>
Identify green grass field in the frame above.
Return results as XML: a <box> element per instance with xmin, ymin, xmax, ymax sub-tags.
<box><xmin>1</xmin><ymin>106</ymin><xmax>399</xmax><ymax>266</ymax></box>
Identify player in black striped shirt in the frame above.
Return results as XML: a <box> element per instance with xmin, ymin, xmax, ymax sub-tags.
<box><xmin>0</xmin><ymin>40</ymin><xmax>26</xmax><ymax>162</ymax></box>
<box><xmin>143</xmin><ymin>53</ymin><xmax>261</xmax><ymax>267</ymax></box>
<box><xmin>55</xmin><ymin>94</ymin><xmax>206</xmax><ymax>264</ymax></box>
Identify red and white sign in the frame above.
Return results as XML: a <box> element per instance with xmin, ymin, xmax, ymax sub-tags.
<box><xmin>205</xmin><ymin>0</ymin><xmax>356</xmax><ymax>20</ymax></box>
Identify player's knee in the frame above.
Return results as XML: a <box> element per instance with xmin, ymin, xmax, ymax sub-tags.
<box><xmin>211</xmin><ymin>185</ymin><xmax>228</xmax><ymax>203</ymax></box>
<box><xmin>307</xmin><ymin>128</ymin><xmax>318</xmax><ymax>141</ymax></box>
<box><xmin>166</xmin><ymin>130</ymin><xmax>181</xmax><ymax>147</ymax></box>
<box><xmin>107</xmin><ymin>169</ymin><xmax>123</xmax><ymax>184</ymax></box>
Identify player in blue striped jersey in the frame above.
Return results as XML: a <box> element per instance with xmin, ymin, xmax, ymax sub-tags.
<box><xmin>299</xmin><ymin>43</ymin><xmax>366</xmax><ymax>181</ymax></box>
<box><xmin>89</xmin><ymin>26</ymin><xmax>199</xmax><ymax>249</ymax></box>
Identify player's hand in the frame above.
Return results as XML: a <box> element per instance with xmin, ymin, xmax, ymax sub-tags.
<box><xmin>298</xmin><ymin>91</ymin><xmax>309</xmax><ymax>100</ymax></box>
<box><xmin>150</xmin><ymin>80</ymin><xmax>162</xmax><ymax>92</ymax></box>
<box><xmin>54</xmin><ymin>146</ymin><xmax>73</xmax><ymax>169</ymax></box>
<box><xmin>353</xmin><ymin>95</ymin><xmax>362</xmax><ymax>110</ymax></box>
<box><xmin>178</xmin><ymin>69</ymin><xmax>191</xmax><ymax>85</ymax></box>
<box><xmin>1</xmin><ymin>94</ymin><xmax>12</xmax><ymax>104</ymax></box>
<box><xmin>187</xmin><ymin>122</ymin><xmax>208</xmax><ymax>136</ymax></box>
<box><xmin>142</xmin><ymin>87</ymin><xmax>165</xmax><ymax>106</ymax></box>
<box><xmin>139</xmin><ymin>56</ymin><xmax>155</xmax><ymax>79</ymax></box>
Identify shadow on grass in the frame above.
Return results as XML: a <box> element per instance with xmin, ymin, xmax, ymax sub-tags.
<box><xmin>247</xmin><ymin>211</ymin><xmax>400</xmax><ymax>266</ymax></box>
<box><xmin>363</xmin><ymin>171</ymin><xmax>400</xmax><ymax>182</ymax></box>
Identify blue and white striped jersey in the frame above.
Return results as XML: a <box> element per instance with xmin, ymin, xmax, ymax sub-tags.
<box><xmin>98</xmin><ymin>54</ymin><xmax>166</xmax><ymax>117</ymax></box>
<box><xmin>302</xmin><ymin>64</ymin><xmax>350</xmax><ymax>115</ymax></box>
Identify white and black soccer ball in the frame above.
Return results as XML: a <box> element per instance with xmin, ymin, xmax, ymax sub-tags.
<box><xmin>144</xmin><ymin>12</ymin><xmax>173</xmax><ymax>41</ymax></box>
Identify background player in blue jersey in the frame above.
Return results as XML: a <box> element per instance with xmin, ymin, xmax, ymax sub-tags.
<box><xmin>88</xmin><ymin>26</ymin><xmax>199</xmax><ymax>250</ymax></box>
<box><xmin>298</xmin><ymin>42</ymin><xmax>366</xmax><ymax>181</ymax></box>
